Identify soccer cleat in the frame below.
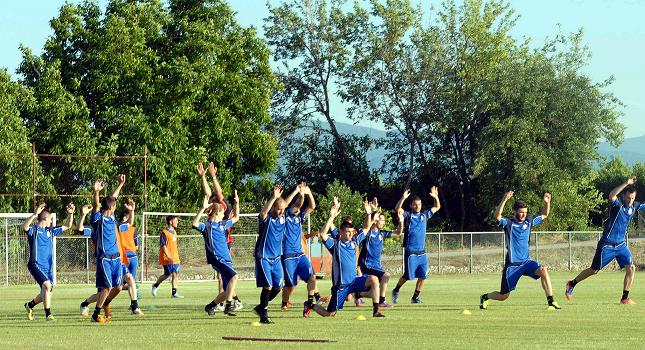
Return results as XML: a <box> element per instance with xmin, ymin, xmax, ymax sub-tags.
<box><xmin>253</xmin><ymin>304</ymin><xmax>273</xmax><ymax>324</ymax></box>
<box><xmin>205</xmin><ymin>304</ymin><xmax>216</xmax><ymax>316</ymax></box>
<box><xmin>224</xmin><ymin>304</ymin><xmax>237</xmax><ymax>317</ymax></box>
<box><xmin>46</xmin><ymin>314</ymin><xmax>56</xmax><ymax>322</ymax></box>
<box><xmin>92</xmin><ymin>314</ymin><xmax>109</xmax><ymax>324</ymax></box>
<box><xmin>392</xmin><ymin>290</ymin><xmax>399</xmax><ymax>304</ymax></box>
<box><xmin>302</xmin><ymin>301</ymin><xmax>313</xmax><ymax>318</ymax></box>
<box><xmin>233</xmin><ymin>299</ymin><xmax>244</xmax><ymax>311</ymax></box>
<box><xmin>24</xmin><ymin>303</ymin><xmax>34</xmax><ymax>321</ymax></box>
<box><xmin>151</xmin><ymin>285</ymin><xmax>158</xmax><ymax>297</ymax></box>
<box><xmin>378</xmin><ymin>301</ymin><xmax>393</xmax><ymax>308</ymax></box>
<box><xmin>104</xmin><ymin>305</ymin><xmax>112</xmax><ymax>320</ymax></box>
<box><xmin>131</xmin><ymin>308</ymin><xmax>144</xmax><ymax>316</ymax></box>
<box><xmin>259</xmin><ymin>316</ymin><xmax>274</xmax><ymax>324</ymax></box>
<box><xmin>172</xmin><ymin>293</ymin><xmax>184</xmax><ymax>299</ymax></box>
<box><xmin>411</xmin><ymin>297</ymin><xmax>423</xmax><ymax>304</ymax></box>
<box><xmin>281</xmin><ymin>305</ymin><xmax>289</xmax><ymax>312</ymax></box>
<box><xmin>318</xmin><ymin>295</ymin><xmax>330</xmax><ymax>305</ymax></box>
<box><xmin>214</xmin><ymin>303</ymin><xmax>225</xmax><ymax>312</ymax></box>
<box><xmin>620</xmin><ymin>298</ymin><xmax>636</xmax><ymax>305</ymax></box>
<box><xmin>372</xmin><ymin>311</ymin><xmax>386</xmax><ymax>318</ymax></box>
<box><xmin>548</xmin><ymin>302</ymin><xmax>562</xmax><ymax>310</ymax></box>
<box><xmin>354</xmin><ymin>294</ymin><xmax>364</xmax><ymax>307</ymax></box>
<box><xmin>80</xmin><ymin>303</ymin><xmax>89</xmax><ymax>316</ymax></box>
<box><xmin>479</xmin><ymin>295</ymin><xmax>489</xmax><ymax>310</ymax></box>
<box><xmin>565</xmin><ymin>280</ymin><xmax>575</xmax><ymax>301</ymax></box>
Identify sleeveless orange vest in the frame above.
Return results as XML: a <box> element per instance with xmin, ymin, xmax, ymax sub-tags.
<box><xmin>159</xmin><ymin>228</ymin><xmax>180</xmax><ymax>265</ymax></box>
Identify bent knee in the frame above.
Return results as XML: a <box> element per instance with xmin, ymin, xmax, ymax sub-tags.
<box><xmin>626</xmin><ymin>265</ymin><xmax>636</xmax><ymax>272</ymax></box>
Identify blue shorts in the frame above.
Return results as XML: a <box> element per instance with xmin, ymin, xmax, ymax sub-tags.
<box><xmin>212</xmin><ymin>257</ymin><xmax>237</xmax><ymax>291</ymax></box>
<box><xmin>97</xmin><ymin>256</ymin><xmax>124</xmax><ymax>289</ymax></box>
<box><xmin>125</xmin><ymin>252</ymin><xmax>138</xmax><ymax>279</ymax></box>
<box><xmin>255</xmin><ymin>257</ymin><xmax>284</xmax><ymax>288</ymax></box>
<box><xmin>500</xmin><ymin>260</ymin><xmax>541</xmax><ymax>294</ymax></box>
<box><xmin>404</xmin><ymin>250</ymin><xmax>428</xmax><ymax>280</ymax></box>
<box><xmin>591</xmin><ymin>241</ymin><xmax>632</xmax><ymax>270</ymax></box>
<box><xmin>359</xmin><ymin>263</ymin><xmax>386</xmax><ymax>279</ymax></box>
<box><xmin>28</xmin><ymin>263</ymin><xmax>52</xmax><ymax>287</ymax></box>
<box><xmin>327</xmin><ymin>276</ymin><xmax>369</xmax><ymax>313</ymax></box>
<box><xmin>163</xmin><ymin>264</ymin><xmax>181</xmax><ymax>275</ymax></box>
<box><xmin>282</xmin><ymin>253</ymin><xmax>314</xmax><ymax>287</ymax></box>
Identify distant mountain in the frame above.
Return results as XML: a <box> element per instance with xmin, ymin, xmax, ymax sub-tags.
<box><xmin>597</xmin><ymin>135</ymin><xmax>645</xmax><ymax>166</ymax></box>
<box><xmin>285</xmin><ymin>121</ymin><xmax>645</xmax><ymax>170</ymax></box>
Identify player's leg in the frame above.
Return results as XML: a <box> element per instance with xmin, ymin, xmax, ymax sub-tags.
<box><xmin>480</xmin><ymin>266</ymin><xmax>512</xmax><ymax>309</ymax></box>
<box><xmin>364</xmin><ymin>275</ymin><xmax>384</xmax><ymax>317</ymax></box>
<box><xmin>533</xmin><ymin>264</ymin><xmax>560</xmax><ymax>309</ymax></box>
<box><xmin>41</xmin><ymin>280</ymin><xmax>54</xmax><ymax>320</ymax></box>
<box><xmin>379</xmin><ymin>272</ymin><xmax>391</xmax><ymax>306</ymax></box>
<box><xmin>566</xmin><ymin>242</ymin><xmax>605</xmax><ymax>300</ymax></box>
<box><xmin>392</xmin><ymin>252</ymin><xmax>412</xmax><ymax>304</ymax></box>
<box><xmin>254</xmin><ymin>258</ymin><xmax>274</xmax><ymax>323</ymax></box>
<box><xmin>281</xmin><ymin>257</ymin><xmax>296</xmax><ymax>310</ymax></box>
<box><xmin>80</xmin><ymin>292</ymin><xmax>99</xmax><ymax>316</ymax></box>
<box><xmin>617</xmin><ymin>245</ymin><xmax>636</xmax><ymax>304</ymax></box>
<box><xmin>411</xmin><ymin>253</ymin><xmax>428</xmax><ymax>303</ymax></box>
<box><xmin>170</xmin><ymin>265</ymin><xmax>182</xmax><ymax>298</ymax></box>
<box><xmin>25</xmin><ymin>264</ymin><xmax>49</xmax><ymax>320</ymax></box>
<box><xmin>152</xmin><ymin>265</ymin><xmax>170</xmax><ymax>296</ymax></box>
<box><xmin>312</xmin><ymin>286</ymin><xmax>342</xmax><ymax>317</ymax></box>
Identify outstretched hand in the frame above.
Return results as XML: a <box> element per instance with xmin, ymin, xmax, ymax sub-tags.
<box><xmin>94</xmin><ymin>179</ymin><xmax>105</xmax><ymax>192</ymax></box>
<box><xmin>429</xmin><ymin>186</ymin><xmax>439</xmax><ymax>199</ymax></box>
<box><xmin>330</xmin><ymin>197</ymin><xmax>341</xmax><ymax>217</ymax></box>
<box><xmin>196</xmin><ymin>163</ymin><xmax>206</xmax><ymax>177</ymax></box>
<box><xmin>503</xmin><ymin>191</ymin><xmax>514</xmax><ymax>202</ymax></box>
<box><xmin>35</xmin><ymin>203</ymin><xmax>47</xmax><ymax>215</ymax></box>
<box><xmin>369</xmin><ymin>197</ymin><xmax>379</xmax><ymax>212</ymax></box>
<box><xmin>208</xmin><ymin>162</ymin><xmax>217</xmax><ymax>177</ymax></box>
<box><xmin>125</xmin><ymin>199</ymin><xmax>136</xmax><ymax>211</ymax></box>
<box><xmin>81</xmin><ymin>204</ymin><xmax>93</xmax><ymax>215</ymax></box>
<box><xmin>627</xmin><ymin>175</ymin><xmax>637</xmax><ymax>185</ymax></box>
<box><xmin>363</xmin><ymin>198</ymin><xmax>372</xmax><ymax>214</ymax></box>
<box><xmin>234</xmin><ymin>190</ymin><xmax>239</xmax><ymax>204</ymax></box>
<box><xmin>543</xmin><ymin>193</ymin><xmax>552</xmax><ymax>203</ymax></box>
<box><xmin>117</xmin><ymin>174</ymin><xmax>126</xmax><ymax>184</ymax></box>
<box><xmin>402</xmin><ymin>188</ymin><xmax>411</xmax><ymax>199</ymax></box>
<box><xmin>66</xmin><ymin>203</ymin><xmax>76</xmax><ymax>214</ymax></box>
<box><xmin>273</xmin><ymin>185</ymin><xmax>283</xmax><ymax>199</ymax></box>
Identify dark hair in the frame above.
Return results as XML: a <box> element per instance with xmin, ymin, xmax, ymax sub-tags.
<box><xmin>119</xmin><ymin>210</ymin><xmax>130</xmax><ymax>222</ymax></box>
<box><xmin>37</xmin><ymin>209</ymin><xmax>51</xmax><ymax>222</ymax></box>
<box><xmin>371</xmin><ymin>211</ymin><xmax>383</xmax><ymax>221</ymax></box>
<box><xmin>411</xmin><ymin>196</ymin><xmax>422</xmax><ymax>202</ymax></box>
<box><xmin>341</xmin><ymin>216</ymin><xmax>352</xmax><ymax>224</ymax></box>
<box><xmin>340</xmin><ymin>221</ymin><xmax>355</xmax><ymax>231</ymax></box>
<box><xmin>623</xmin><ymin>186</ymin><xmax>637</xmax><ymax>195</ymax></box>
<box><xmin>512</xmin><ymin>201</ymin><xmax>528</xmax><ymax>211</ymax></box>
<box><xmin>101</xmin><ymin>196</ymin><xmax>116</xmax><ymax>211</ymax></box>
<box><xmin>166</xmin><ymin>215</ymin><xmax>178</xmax><ymax>225</ymax></box>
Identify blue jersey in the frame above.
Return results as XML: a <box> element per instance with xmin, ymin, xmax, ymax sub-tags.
<box><xmin>602</xmin><ymin>199</ymin><xmax>645</xmax><ymax>243</ymax></box>
<box><xmin>283</xmin><ymin>207</ymin><xmax>308</xmax><ymax>255</ymax></box>
<box><xmin>26</xmin><ymin>225</ymin><xmax>64</xmax><ymax>268</ymax></box>
<box><xmin>402</xmin><ymin>210</ymin><xmax>433</xmax><ymax>253</ymax></box>
<box><xmin>323</xmin><ymin>230</ymin><xmax>367</xmax><ymax>287</ymax></box>
<box><xmin>90</xmin><ymin>211</ymin><xmax>119</xmax><ymax>258</ymax></box>
<box><xmin>499</xmin><ymin>215</ymin><xmax>543</xmax><ymax>265</ymax></box>
<box><xmin>358</xmin><ymin>228</ymin><xmax>392</xmax><ymax>269</ymax></box>
<box><xmin>255</xmin><ymin>214</ymin><xmax>285</xmax><ymax>259</ymax></box>
<box><xmin>194</xmin><ymin>220</ymin><xmax>234</xmax><ymax>263</ymax></box>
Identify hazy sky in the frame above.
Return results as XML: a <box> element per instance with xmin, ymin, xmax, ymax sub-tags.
<box><xmin>2</xmin><ymin>0</ymin><xmax>642</xmax><ymax>138</ymax></box>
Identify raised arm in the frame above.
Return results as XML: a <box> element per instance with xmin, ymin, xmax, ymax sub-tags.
<box><xmin>192</xmin><ymin>196</ymin><xmax>210</xmax><ymax>228</ymax></box>
<box><xmin>111</xmin><ymin>174</ymin><xmax>126</xmax><ymax>198</ymax></box>
<box><xmin>23</xmin><ymin>203</ymin><xmax>46</xmax><ymax>231</ymax></box>
<box><xmin>260</xmin><ymin>185</ymin><xmax>283</xmax><ymax>220</ymax></box>
<box><xmin>284</xmin><ymin>183</ymin><xmax>302</xmax><ymax>206</ymax></box>
<box><xmin>541</xmin><ymin>193</ymin><xmax>551</xmax><ymax>219</ymax></box>
<box><xmin>320</xmin><ymin>197</ymin><xmax>341</xmax><ymax>242</ymax></box>
<box><xmin>93</xmin><ymin>179</ymin><xmax>104</xmax><ymax>213</ymax></box>
<box><xmin>75</xmin><ymin>204</ymin><xmax>92</xmax><ymax>235</ymax></box>
<box><xmin>208</xmin><ymin>162</ymin><xmax>225</xmax><ymax>203</ymax></box>
<box><xmin>609</xmin><ymin>176</ymin><xmax>636</xmax><ymax>202</ymax></box>
<box><xmin>391</xmin><ymin>210</ymin><xmax>404</xmax><ymax>239</ymax></box>
<box><xmin>197</xmin><ymin>163</ymin><xmax>212</xmax><ymax>198</ymax></box>
<box><xmin>125</xmin><ymin>199</ymin><xmax>136</xmax><ymax>226</ymax></box>
<box><xmin>395</xmin><ymin>189</ymin><xmax>411</xmax><ymax>215</ymax></box>
<box><xmin>429</xmin><ymin>186</ymin><xmax>441</xmax><ymax>213</ymax></box>
<box><xmin>303</xmin><ymin>185</ymin><xmax>317</xmax><ymax>216</ymax></box>
<box><xmin>61</xmin><ymin>203</ymin><xmax>76</xmax><ymax>231</ymax></box>
<box><xmin>362</xmin><ymin>198</ymin><xmax>373</xmax><ymax>231</ymax></box>
<box><xmin>495</xmin><ymin>191</ymin><xmax>514</xmax><ymax>222</ymax></box>
<box><xmin>231</xmin><ymin>190</ymin><xmax>240</xmax><ymax>224</ymax></box>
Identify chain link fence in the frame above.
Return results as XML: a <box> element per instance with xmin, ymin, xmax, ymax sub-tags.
<box><xmin>2</xmin><ymin>211</ymin><xmax>645</xmax><ymax>285</ymax></box>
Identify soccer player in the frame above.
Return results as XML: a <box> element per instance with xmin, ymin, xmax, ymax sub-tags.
<box><xmin>280</xmin><ymin>183</ymin><xmax>320</xmax><ymax>312</ymax></box>
<box><xmin>566</xmin><ymin>176</ymin><xmax>645</xmax><ymax>304</ymax></box>
<box><xmin>89</xmin><ymin>174</ymin><xmax>128</xmax><ymax>323</ymax></box>
<box><xmin>193</xmin><ymin>190</ymin><xmax>240</xmax><ymax>316</ymax></box>
<box><xmin>78</xmin><ymin>200</ymin><xmax>143</xmax><ymax>317</ymax></box>
<box><xmin>391</xmin><ymin>187</ymin><xmax>441</xmax><ymax>304</ymax></box>
<box><xmin>196</xmin><ymin>162</ymin><xmax>243</xmax><ymax>311</ymax></box>
<box><xmin>358</xmin><ymin>198</ymin><xmax>403</xmax><ymax>307</ymax></box>
<box><xmin>253</xmin><ymin>184</ymin><xmax>300</xmax><ymax>324</ymax></box>
<box><xmin>151</xmin><ymin>215</ymin><xmax>183</xmax><ymax>298</ymax></box>
<box><xmin>23</xmin><ymin>202</ymin><xmax>75</xmax><ymax>321</ymax></box>
<box><xmin>306</xmin><ymin>197</ymin><xmax>385</xmax><ymax>318</ymax></box>
<box><xmin>479</xmin><ymin>191</ymin><xmax>561</xmax><ymax>310</ymax></box>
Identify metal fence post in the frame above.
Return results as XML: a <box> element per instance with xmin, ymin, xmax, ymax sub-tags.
<box><xmin>437</xmin><ymin>233</ymin><xmax>441</xmax><ymax>274</ymax></box>
<box><xmin>469</xmin><ymin>233</ymin><xmax>473</xmax><ymax>274</ymax></box>
<box><xmin>568</xmin><ymin>232</ymin><xmax>572</xmax><ymax>270</ymax></box>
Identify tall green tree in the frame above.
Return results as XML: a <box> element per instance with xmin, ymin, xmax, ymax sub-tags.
<box><xmin>17</xmin><ymin>0</ymin><xmax>278</xmax><ymax>211</ymax></box>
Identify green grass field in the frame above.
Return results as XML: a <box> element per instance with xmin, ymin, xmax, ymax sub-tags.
<box><xmin>1</xmin><ymin>271</ymin><xmax>643</xmax><ymax>349</ymax></box>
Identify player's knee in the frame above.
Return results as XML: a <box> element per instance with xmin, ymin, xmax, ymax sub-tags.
<box><xmin>382</xmin><ymin>273</ymin><xmax>390</xmax><ymax>282</ymax></box>
<box><xmin>368</xmin><ymin>275</ymin><xmax>379</xmax><ymax>285</ymax></box>
<box><xmin>538</xmin><ymin>266</ymin><xmax>548</xmax><ymax>276</ymax></box>
<box><xmin>42</xmin><ymin>282</ymin><xmax>52</xmax><ymax>292</ymax></box>
<box><xmin>626</xmin><ymin>265</ymin><xmax>636</xmax><ymax>273</ymax></box>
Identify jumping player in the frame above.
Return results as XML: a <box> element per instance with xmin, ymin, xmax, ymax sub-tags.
<box><xmin>391</xmin><ymin>187</ymin><xmax>441</xmax><ymax>304</ymax></box>
<box><xmin>479</xmin><ymin>191</ymin><xmax>561</xmax><ymax>310</ymax></box>
<box><xmin>193</xmin><ymin>190</ymin><xmax>240</xmax><ymax>317</ymax></box>
<box><xmin>565</xmin><ymin>176</ymin><xmax>645</xmax><ymax>304</ymax></box>
<box><xmin>23</xmin><ymin>202</ymin><xmax>75</xmax><ymax>321</ymax></box>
